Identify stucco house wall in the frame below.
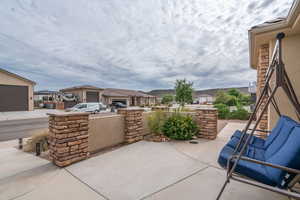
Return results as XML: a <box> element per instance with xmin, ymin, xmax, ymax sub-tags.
<box><xmin>60</xmin><ymin>86</ymin><xmax>103</xmax><ymax>103</ymax></box>
<box><xmin>268</xmin><ymin>34</ymin><xmax>300</xmax><ymax>128</ymax></box>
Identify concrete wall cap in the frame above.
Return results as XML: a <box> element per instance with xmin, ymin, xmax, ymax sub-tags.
<box><xmin>118</xmin><ymin>108</ymin><xmax>144</xmax><ymax>111</ymax></box>
<box><xmin>195</xmin><ymin>107</ymin><xmax>217</xmax><ymax>111</ymax></box>
<box><xmin>47</xmin><ymin>112</ymin><xmax>90</xmax><ymax>117</ymax></box>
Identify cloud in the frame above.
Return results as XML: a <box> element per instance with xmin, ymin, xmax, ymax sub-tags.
<box><xmin>247</xmin><ymin>2</ymin><xmax>257</xmax><ymax>11</ymax></box>
<box><xmin>260</xmin><ymin>0</ymin><xmax>274</xmax><ymax>8</ymax></box>
<box><xmin>0</xmin><ymin>0</ymin><xmax>294</xmax><ymax>91</ymax></box>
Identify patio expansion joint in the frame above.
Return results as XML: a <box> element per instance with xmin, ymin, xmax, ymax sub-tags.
<box><xmin>64</xmin><ymin>168</ymin><xmax>110</xmax><ymax>200</ymax></box>
<box><xmin>139</xmin><ymin>165</ymin><xmax>210</xmax><ymax>200</ymax></box>
<box><xmin>168</xmin><ymin>142</ymin><xmax>222</xmax><ymax>169</ymax></box>
<box><xmin>4</xmin><ymin>163</ymin><xmax>61</xmax><ymax>200</ymax></box>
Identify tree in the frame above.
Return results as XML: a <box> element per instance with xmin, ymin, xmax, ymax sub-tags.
<box><xmin>175</xmin><ymin>79</ymin><xmax>193</xmax><ymax>107</ymax></box>
<box><xmin>214</xmin><ymin>91</ymin><xmax>230</xmax><ymax>105</ymax></box>
<box><xmin>239</xmin><ymin>94</ymin><xmax>251</xmax><ymax>105</ymax></box>
<box><xmin>227</xmin><ymin>89</ymin><xmax>241</xmax><ymax>98</ymax></box>
<box><xmin>226</xmin><ymin>95</ymin><xmax>238</xmax><ymax>106</ymax></box>
<box><xmin>161</xmin><ymin>95</ymin><xmax>174</xmax><ymax>105</ymax></box>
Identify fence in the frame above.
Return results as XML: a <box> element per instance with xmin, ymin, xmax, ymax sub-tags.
<box><xmin>47</xmin><ymin>107</ymin><xmax>218</xmax><ymax>167</ymax></box>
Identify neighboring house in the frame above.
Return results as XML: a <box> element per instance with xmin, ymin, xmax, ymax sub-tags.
<box><xmin>34</xmin><ymin>90</ymin><xmax>59</xmax><ymax>102</ymax></box>
<box><xmin>60</xmin><ymin>85</ymin><xmax>103</xmax><ymax>103</ymax></box>
<box><xmin>197</xmin><ymin>94</ymin><xmax>215</xmax><ymax>104</ymax></box>
<box><xmin>0</xmin><ymin>68</ymin><xmax>36</xmax><ymax>112</ymax></box>
<box><xmin>249</xmin><ymin>0</ymin><xmax>300</xmax><ymax>130</ymax></box>
<box><xmin>102</xmin><ymin>88</ymin><xmax>157</xmax><ymax>106</ymax></box>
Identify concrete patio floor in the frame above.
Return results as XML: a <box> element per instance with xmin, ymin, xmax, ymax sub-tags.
<box><xmin>0</xmin><ymin>122</ymin><xmax>288</xmax><ymax>200</ymax></box>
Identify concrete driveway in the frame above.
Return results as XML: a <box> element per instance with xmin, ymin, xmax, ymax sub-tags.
<box><xmin>0</xmin><ymin>122</ymin><xmax>288</xmax><ymax>200</ymax></box>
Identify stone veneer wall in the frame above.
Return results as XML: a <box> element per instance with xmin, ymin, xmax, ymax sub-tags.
<box><xmin>48</xmin><ymin>113</ymin><xmax>89</xmax><ymax>167</ymax></box>
<box><xmin>256</xmin><ymin>44</ymin><xmax>270</xmax><ymax>137</ymax></box>
<box><xmin>195</xmin><ymin>108</ymin><xmax>218</xmax><ymax>140</ymax></box>
<box><xmin>117</xmin><ymin>108</ymin><xmax>144</xmax><ymax>143</ymax></box>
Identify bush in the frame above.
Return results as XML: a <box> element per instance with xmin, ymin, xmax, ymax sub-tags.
<box><xmin>228</xmin><ymin>107</ymin><xmax>250</xmax><ymax>120</ymax></box>
<box><xmin>214</xmin><ymin>103</ymin><xmax>230</xmax><ymax>119</ymax></box>
<box><xmin>162</xmin><ymin>113</ymin><xmax>198</xmax><ymax>140</ymax></box>
<box><xmin>148</xmin><ymin>111</ymin><xmax>168</xmax><ymax>135</ymax></box>
<box><xmin>161</xmin><ymin>95</ymin><xmax>174</xmax><ymax>106</ymax></box>
<box><xmin>24</xmin><ymin>129</ymin><xmax>49</xmax><ymax>152</ymax></box>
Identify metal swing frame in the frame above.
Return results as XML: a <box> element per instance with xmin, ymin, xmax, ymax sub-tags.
<box><xmin>216</xmin><ymin>32</ymin><xmax>300</xmax><ymax>200</ymax></box>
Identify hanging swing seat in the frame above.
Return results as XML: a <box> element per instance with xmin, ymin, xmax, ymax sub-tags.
<box><xmin>218</xmin><ymin>115</ymin><xmax>300</xmax><ymax>188</ymax></box>
<box><xmin>226</xmin><ymin>115</ymin><xmax>297</xmax><ymax>150</ymax></box>
<box><xmin>216</xmin><ymin>33</ymin><xmax>300</xmax><ymax>199</ymax></box>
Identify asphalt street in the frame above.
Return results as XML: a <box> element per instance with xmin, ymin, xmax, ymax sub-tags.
<box><xmin>0</xmin><ymin>112</ymin><xmax>117</xmax><ymax>141</ymax></box>
<box><xmin>0</xmin><ymin>118</ymin><xmax>48</xmax><ymax>141</ymax></box>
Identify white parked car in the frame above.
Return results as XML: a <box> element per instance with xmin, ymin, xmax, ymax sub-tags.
<box><xmin>66</xmin><ymin>102</ymin><xmax>107</xmax><ymax>113</ymax></box>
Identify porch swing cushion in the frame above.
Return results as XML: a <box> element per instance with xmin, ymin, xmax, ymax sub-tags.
<box><xmin>218</xmin><ymin>116</ymin><xmax>300</xmax><ymax>187</ymax></box>
<box><xmin>227</xmin><ymin>130</ymin><xmax>265</xmax><ymax>150</ymax></box>
<box><xmin>227</xmin><ymin>116</ymin><xmax>297</xmax><ymax>150</ymax></box>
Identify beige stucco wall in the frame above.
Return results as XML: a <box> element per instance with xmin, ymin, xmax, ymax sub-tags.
<box><xmin>0</xmin><ymin>71</ymin><xmax>34</xmax><ymax>111</ymax></box>
<box><xmin>88</xmin><ymin>114</ymin><xmax>125</xmax><ymax>153</ymax></box>
<box><xmin>142</xmin><ymin>112</ymin><xmax>151</xmax><ymax>135</ymax></box>
<box><xmin>268</xmin><ymin>33</ymin><xmax>300</xmax><ymax>128</ymax></box>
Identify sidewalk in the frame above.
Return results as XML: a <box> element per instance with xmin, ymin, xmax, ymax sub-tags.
<box><xmin>0</xmin><ymin>109</ymin><xmax>64</xmax><ymax>121</ymax></box>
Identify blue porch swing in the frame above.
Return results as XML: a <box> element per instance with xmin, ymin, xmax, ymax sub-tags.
<box><xmin>216</xmin><ymin>33</ymin><xmax>300</xmax><ymax>199</ymax></box>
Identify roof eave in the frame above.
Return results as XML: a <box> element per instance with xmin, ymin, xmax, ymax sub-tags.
<box><xmin>249</xmin><ymin>0</ymin><xmax>300</xmax><ymax>69</ymax></box>
<box><xmin>0</xmin><ymin>68</ymin><xmax>36</xmax><ymax>85</ymax></box>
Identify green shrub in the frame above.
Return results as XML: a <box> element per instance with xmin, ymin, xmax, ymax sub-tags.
<box><xmin>24</xmin><ymin>129</ymin><xmax>49</xmax><ymax>152</ymax></box>
<box><xmin>161</xmin><ymin>95</ymin><xmax>174</xmax><ymax>106</ymax></box>
<box><xmin>228</xmin><ymin>107</ymin><xmax>250</xmax><ymax>120</ymax></box>
<box><xmin>214</xmin><ymin>103</ymin><xmax>230</xmax><ymax>119</ymax></box>
<box><xmin>162</xmin><ymin>113</ymin><xmax>198</xmax><ymax>140</ymax></box>
<box><xmin>225</xmin><ymin>95</ymin><xmax>238</xmax><ymax>106</ymax></box>
<box><xmin>148</xmin><ymin>111</ymin><xmax>168</xmax><ymax>135</ymax></box>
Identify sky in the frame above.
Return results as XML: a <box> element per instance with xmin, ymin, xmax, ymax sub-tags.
<box><xmin>0</xmin><ymin>0</ymin><xmax>294</xmax><ymax>91</ymax></box>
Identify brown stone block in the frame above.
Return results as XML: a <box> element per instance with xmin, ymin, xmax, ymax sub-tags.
<box><xmin>55</xmin><ymin>143</ymin><xmax>67</xmax><ymax>148</ymax></box>
<box><xmin>79</xmin><ymin>126</ymin><xmax>88</xmax><ymax>131</ymax></box>
<box><xmin>79</xmin><ymin>142</ymin><xmax>88</xmax><ymax>149</ymax></box>
<box><xmin>80</xmin><ymin>122</ymin><xmax>89</xmax><ymax>127</ymax></box>
<box><xmin>68</xmin><ymin>116</ymin><xmax>85</xmax><ymax>121</ymax></box>
<box><xmin>68</xmin><ymin>132</ymin><xmax>81</xmax><ymax>137</ymax></box>
<box><xmin>68</xmin><ymin>140</ymin><xmax>82</xmax><ymax>146</ymax></box>
<box><xmin>51</xmin><ymin>129</ymin><xmax>69</xmax><ymax>134</ymax></box>
<box><xmin>55</xmin><ymin>133</ymin><xmax>68</xmax><ymax>139</ymax></box>
<box><xmin>54</xmin><ymin>117</ymin><xmax>68</xmax><ymax>122</ymax></box>
<box><xmin>54</xmin><ymin>159</ymin><xmax>72</xmax><ymax>167</ymax></box>
<box><xmin>54</xmin><ymin>121</ymin><xmax>70</xmax><ymax>126</ymax></box>
<box><xmin>71</xmin><ymin>156</ymin><xmax>86</xmax><ymax>163</ymax></box>
<box><xmin>70</xmin><ymin>145</ymin><xmax>79</xmax><ymax>151</ymax></box>
<box><xmin>56</xmin><ymin>137</ymin><xmax>78</xmax><ymax>144</ymax></box>
<box><xmin>69</xmin><ymin>124</ymin><xmax>80</xmax><ymax>128</ymax></box>
<box><xmin>56</xmin><ymin>147</ymin><xmax>69</xmax><ymax>154</ymax></box>
<box><xmin>77</xmin><ymin>135</ymin><xmax>88</xmax><ymax>140</ymax></box>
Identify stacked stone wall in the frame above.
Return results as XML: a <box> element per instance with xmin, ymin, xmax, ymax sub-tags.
<box><xmin>257</xmin><ymin>44</ymin><xmax>270</xmax><ymax>137</ymax></box>
<box><xmin>117</xmin><ymin>108</ymin><xmax>144</xmax><ymax>143</ymax></box>
<box><xmin>195</xmin><ymin>108</ymin><xmax>218</xmax><ymax>140</ymax></box>
<box><xmin>48</xmin><ymin>113</ymin><xmax>89</xmax><ymax>167</ymax></box>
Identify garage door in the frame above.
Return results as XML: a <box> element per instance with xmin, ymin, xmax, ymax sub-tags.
<box><xmin>112</xmin><ymin>99</ymin><xmax>127</xmax><ymax>105</ymax></box>
<box><xmin>0</xmin><ymin>85</ymin><xmax>28</xmax><ymax>112</ymax></box>
<box><xmin>86</xmin><ymin>91</ymin><xmax>99</xmax><ymax>102</ymax></box>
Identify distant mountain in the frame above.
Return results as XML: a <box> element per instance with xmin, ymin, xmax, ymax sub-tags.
<box><xmin>147</xmin><ymin>87</ymin><xmax>249</xmax><ymax>98</ymax></box>
<box><xmin>146</xmin><ymin>89</ymin><xmax>175</xmax><ymax>98</ymax></box>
